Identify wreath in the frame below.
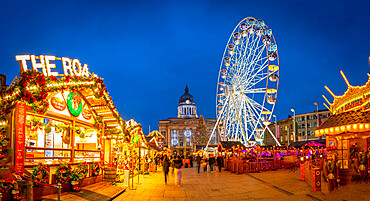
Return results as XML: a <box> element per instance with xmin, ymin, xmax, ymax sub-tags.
<box><xmin>55</xmin><ymin>163</ymin><xmax>72</xmax><ymax>184</ymax></box>
<box><xmin>91</xmin><ymin>162</ymin><xmax>101</xmax><ymax>176</ymax></box>
<box><xmin>0</xmin><ymin>179</ymin><xmax>15</xmax><ymax>193</ymax></box>
<box><xmin>77</xmin><ymin>162</ymin><xmax>89</xmax><ymax>179</ymax></box>
<box><xmin>30</xmin><ymin>163</ymin><xmax>49</xmax><ymax>185</ymax></box>
<box><xmin>67</xmin><ymin>91</ymin><xmax>83</xmax><ymax>117</ymax></box>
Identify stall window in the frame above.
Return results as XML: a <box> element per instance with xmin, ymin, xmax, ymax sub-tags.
<box><xmin>74</xmin><ymin>125</ymin><xmax>100</xmax><ymax>162</ymax></box>
<box><xmin>25</xmin><ymin>115</ymin><xmax>72</xmax><ymax>163</ymax></box>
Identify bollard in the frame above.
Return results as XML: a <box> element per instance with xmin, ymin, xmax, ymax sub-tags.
<box><xmin>57</xmin><ymin>183</ymin><xmax>62</xmax><ymax>201</ymax></box>
<box><xmin>137</xmin><ymin>171</ymin><xmax>141</xmax><ymax>185</ymax></box>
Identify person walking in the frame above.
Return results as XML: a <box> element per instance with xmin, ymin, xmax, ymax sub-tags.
<box><xmin>173</xmin><ymin>156</ymin><xmax>184</xmax><ymax>186</ymax></box>
<box><xmin>163</xmin><ymin>155</ymin><xmax>170</xmax><ymax>185</ymax></box>
<box><xmin>189</xmin><ymin>154</ymin><xmax>194</xmax><ymax>168</ymax></box>
<box><xmin>217</xmin><ymin>155</ymin><xmax>222</xmax><ymax>172</ymax></box>
<box><xmin>209</xmin><ymin>154</ymin><xmax>215</xmax><ymax>173</ymax></box>
<box><xmin>196</xmin><ymin>154</ymin><xmax>201</xmax><ymax>173</ymax></box>
<box><xmin>201</xmin><ymin>155</ymin><xmax>208</xmax><ymax>173</ymax></box>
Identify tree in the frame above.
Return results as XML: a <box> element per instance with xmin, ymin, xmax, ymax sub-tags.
<box><xmin>192</xmin><ymin>115</ymin><xmax>208</xmax><ymax>144</ymax></box>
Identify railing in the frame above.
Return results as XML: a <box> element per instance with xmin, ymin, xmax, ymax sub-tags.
<box><xmin>15</xmin><ymin>172</ymin><xmax>62</xmax><ymax>201</ymax></box>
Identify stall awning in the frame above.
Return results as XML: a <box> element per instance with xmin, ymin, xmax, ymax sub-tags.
<box><xmin>315</xmin><ymin>110</ymin><xmax>370</xmax><ymax>137</ymax></box>
<box><xmin>218</xmin><ymin>141</ymin><xmax>246</xmax><ymax>150</ymax></box>
<box><xmin>289</xmin><ymin>139</ymin><xmax>326</xmax><ymax>147</ymax></box>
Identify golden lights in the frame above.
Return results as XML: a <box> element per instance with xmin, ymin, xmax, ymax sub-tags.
<box><xmin>315</xmin><ymin>123</ymin><xmax>370</xmax><ymax>137</ymax></box>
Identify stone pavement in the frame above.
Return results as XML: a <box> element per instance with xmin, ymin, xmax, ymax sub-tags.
<box><xmin>114</xmin><ymin>165</ymin><xmax>369</xmax><ymax>201</ymax></box>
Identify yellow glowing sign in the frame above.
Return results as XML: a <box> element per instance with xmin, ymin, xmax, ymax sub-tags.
<box><xmin>15</xmin><ymin>55</ymin><xmax>92</xmax><ymax>77</ymax></box>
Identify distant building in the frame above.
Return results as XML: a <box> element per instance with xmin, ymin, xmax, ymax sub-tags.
<box><xmin>158</xmin><ymin>85</ymin><xmax>219</xmax><ymax>156</ymax></box>
<box><xmin>265</xmin><ymin>109</ymin><xmax>331</xmax><ymax>146</ymax></box>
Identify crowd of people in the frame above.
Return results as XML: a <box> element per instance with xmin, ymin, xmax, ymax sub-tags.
<box><xmin>149</xmin><ymin>152</ymin><xmax>226</xmax><ymax>186</ymax></box>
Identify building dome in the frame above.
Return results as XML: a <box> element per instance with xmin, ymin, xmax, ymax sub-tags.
<box><xmin>179</xmin><ymin>85</ymin><xmax>195</xmax><ymax>105</ymax></box>
<box><xmin>177</xmin><ymin>85</ymin><xmax>197</xmax><ymax>118</ymax></box>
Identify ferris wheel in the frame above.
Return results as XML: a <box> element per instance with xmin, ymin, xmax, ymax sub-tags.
<box><xmin>208</xmin><ymin>17</ymin><xmax>280</xmax><ymax>147</ymax></box>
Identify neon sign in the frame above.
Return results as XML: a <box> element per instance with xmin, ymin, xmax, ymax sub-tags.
<box><xmin>15</xmin><ymin>55</ymin><xmax>91</xmax><ymax>77</ymax></box>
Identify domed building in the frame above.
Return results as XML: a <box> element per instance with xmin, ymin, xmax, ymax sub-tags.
<box><xmin>158</xmin><ymin>85</ymin><xmax>219</xmax><ymax>157</ymax></box>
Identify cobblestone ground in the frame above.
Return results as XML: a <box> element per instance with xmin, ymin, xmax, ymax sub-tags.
<box><xmin>114</xmin><ymin>165</ymin><xmax>369</xmax><ymax>201</ymax></box>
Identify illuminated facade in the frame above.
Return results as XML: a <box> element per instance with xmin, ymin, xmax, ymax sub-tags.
<box><xmin>158</xmin><ymin>85</ymin><xmax>218</xmax><ymax>156</ymax></box>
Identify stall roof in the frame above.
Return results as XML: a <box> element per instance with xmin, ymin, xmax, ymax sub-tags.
<box><xmin>218</xmin><ymin>141</ymin><xmax>246</xmax><ymax>150</ymax></box>
<box><xmin>289</xmin><ymin>139</ymin><xmax>326</xmax><ymax>147</ymax></box>
<box><xmin>315</xmin><ymin>110</ymin><xmax>370</xmax><ymax>137</ymax></box>
<box><xmin>195</xmin><ymin>144</ymin><xmax>217</xmax><ymax>151</ymax></box>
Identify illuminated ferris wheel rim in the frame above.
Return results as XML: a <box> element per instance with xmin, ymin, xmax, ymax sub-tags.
<box><xmin>215</xmin><ymin>17</ymin><xmax>280</xmax><ymax>145</ymax></box>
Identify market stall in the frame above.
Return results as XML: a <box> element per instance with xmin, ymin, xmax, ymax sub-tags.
<box><xmin>0</xmin><ymin>55</ymin><xmax>126</xmax><ymax>197</ymax></box>
<box><xmin>315</xmin><ymin>71</ymin><xmax>370</xmax><ymax>186</ymax></box>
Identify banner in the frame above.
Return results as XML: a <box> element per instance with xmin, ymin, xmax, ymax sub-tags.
<box><xmin>15</xmin><ymin>102</ymin><xmax>26</xmax><ymax>173</ymax></box>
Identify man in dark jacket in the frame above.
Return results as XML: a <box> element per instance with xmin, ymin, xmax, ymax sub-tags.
<box><xmin>209</xmin><ymin>154</ymin><xmax>215</xmax><ymax>173</ymax></box>
<box><xmin>163</xmin><ymin>155</ymin><xmax>170</xmax><ymax>184</ymax></box>
<box><xmin>217</xmin><ymin>155</ymin><xmax>222</xmax><ymax>172</ymax></box>
<box><xmin>173</xmin><ymin>156</ymin><xmax>184</xmax><ymax>186</ymax></box>
<box><xmin>196</xmin><ymin>154</ymin><xmax>201</xmax><ymax>173</ymax></box>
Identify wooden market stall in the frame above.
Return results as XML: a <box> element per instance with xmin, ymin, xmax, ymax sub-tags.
<box><xmin>0</xmin><ymin>55</ymin><xmax>126</xmax><ymax>198</ymax></box>
<box><xmin>315</xmin><ymin>71</ymin><xmax>370</xmax><ymax>186</ymax></box>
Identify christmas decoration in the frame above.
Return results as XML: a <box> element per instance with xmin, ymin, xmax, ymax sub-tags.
<box><xmin>30</xmin><ymin>163</ymin><xmax>49</xmax><ymax>185</ymax></box>
<box><xmin>77</xmin><ymin>162</ymin><xmax>88</xmax><ymax>179</ymax></box>
<box><xmin>67</xmin><ymin>91</ymin><xmax>83</xmax><ymax>116</ymax></box>
<box><xmin>91</xmin><ymin>162</ymin><xmax>100</xmax><ymax>176</ymax></box>
<box><xmin>0</xmin><ymin>179</ymin><xmax>15</xmax><ymax>193</ymax></box>
<box><xmin>55</xmin><ymin>163</ymin><xmax>71</xmax><ymax>184</ymax></box>
<box><xmin>192</xmin><ymin>115</ymin><xmax>208</xmax><ymax>144</ymax></box>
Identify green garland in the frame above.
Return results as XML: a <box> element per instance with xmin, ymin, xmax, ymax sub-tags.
<box><xmin>91</xmin><ymin>162</ymin><xmax>100</xmax><ymax>176</ymax></box>
<box><xmin>77</xmin><ymin>162</ymin><xmax>88</xmax><ymax>179</ymax></box>
<box><xmin>30</xmin><ymin>163</ymin><xmax>49</xmax><ymax>185</ymax></box>
<box><xmin>55</xmin><ymin>163</ymin><xmax>71</xmax><ymax>184</ymax></box>
<box><xmin>0</xmin><ymin>179</ymin><xmax>15</xmax><ymax>193</ymax></box>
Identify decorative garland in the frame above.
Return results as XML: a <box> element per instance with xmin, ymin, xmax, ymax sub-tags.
<box><xmin>94</xmin><ymin>116</ymin><xmax>103</xmax><ymax>131</ymax></box>
<box><xmin>30</xmin><ymin>164</ymin><xmax>50</xmax><ymax>185</ymax></box>
<box><xmin>0</xmin><ymin>179</ymin><xmax>15</xmax><ymax>193</ymax></box>
<box><xmin>55</xmin><ymin>163</ymin><xmax>71</xmax><ymax>184</ymax></box>
<box><xmin>91</xmin><ymin>162</ymin><xmax>101</xmax><ymax>176</ymax></box>
<box><xmin>0</xmin><ymin>134</ymin><xmax>8</xmax><ymax>148</ymax></box>
<box><xmin>77</xmin><ymin>162</ymin><xmax>88</xmax><ymax>179</ymax></box>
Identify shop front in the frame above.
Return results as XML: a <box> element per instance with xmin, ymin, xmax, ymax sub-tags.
<box><xmin>0</xmin><ymin>55</ymin><xmax>126</xmax><ymax>198</ymax></box>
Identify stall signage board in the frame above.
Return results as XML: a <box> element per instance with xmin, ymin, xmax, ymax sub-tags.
<box><xmin>15</xmin><ymin>102</ymin><xmax>26</xmax><ymax>173</ymax></box>
<box><xmin>15</xmin><ymin>55</ymin><xmax>93</xmax><ymax>78</ymax></box>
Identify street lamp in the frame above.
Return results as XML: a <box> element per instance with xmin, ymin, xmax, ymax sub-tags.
<box><xmin>291</xmin><ymin>109</ymin><xmax>296</xmax><ymax>142</ymax></box>
<box><xmin>314</xmin><ymin>102</ymin><xmax>319</xmax><ymax>128</ymax></box>
<box><xmin>273</xmin><ymin>115</ymin><xmax>278</xmax><ymax>145</ymax></box>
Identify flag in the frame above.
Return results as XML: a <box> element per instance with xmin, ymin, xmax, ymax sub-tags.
<box><xmin>276</xmin><ymin>125</ymin><xmax>280</xmax><ymax>142</ymax></box>
<box><xmin>318</xmin><ymin>115</ymin><xmax>322</xmax><ymax>127</ymax></box>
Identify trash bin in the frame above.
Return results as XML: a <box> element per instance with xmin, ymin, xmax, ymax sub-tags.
<box><xmin>124</xmin><ymin>170</ymin><xmax>130</xmax><ymax>187</ymax></box>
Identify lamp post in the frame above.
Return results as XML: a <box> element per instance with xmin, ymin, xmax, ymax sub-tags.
<box><xmin>291</xmin><ymin>109</ymin><xmax>296</xmax><ymax>142</ymax></box>
<box><xmin>314</xmin><ymin>102</ymin><xmax>319</xmax><ymax>128</ymax></box>
<box><xmin>273</xmin><ymin>115</ymin><xmax>278</xmax><ymax>145</ymax></box>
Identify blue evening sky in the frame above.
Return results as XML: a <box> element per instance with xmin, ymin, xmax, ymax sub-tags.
<box><xmin>0</xmin><ymin>0</ymin><xmax>369</xmax><ymax>134</ymax></box>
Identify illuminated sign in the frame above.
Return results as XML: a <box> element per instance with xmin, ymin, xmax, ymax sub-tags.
<box><xmin>15</xmin><ymin>55</ymin><xmax>92</xmax><ymax>77</ymax></box>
